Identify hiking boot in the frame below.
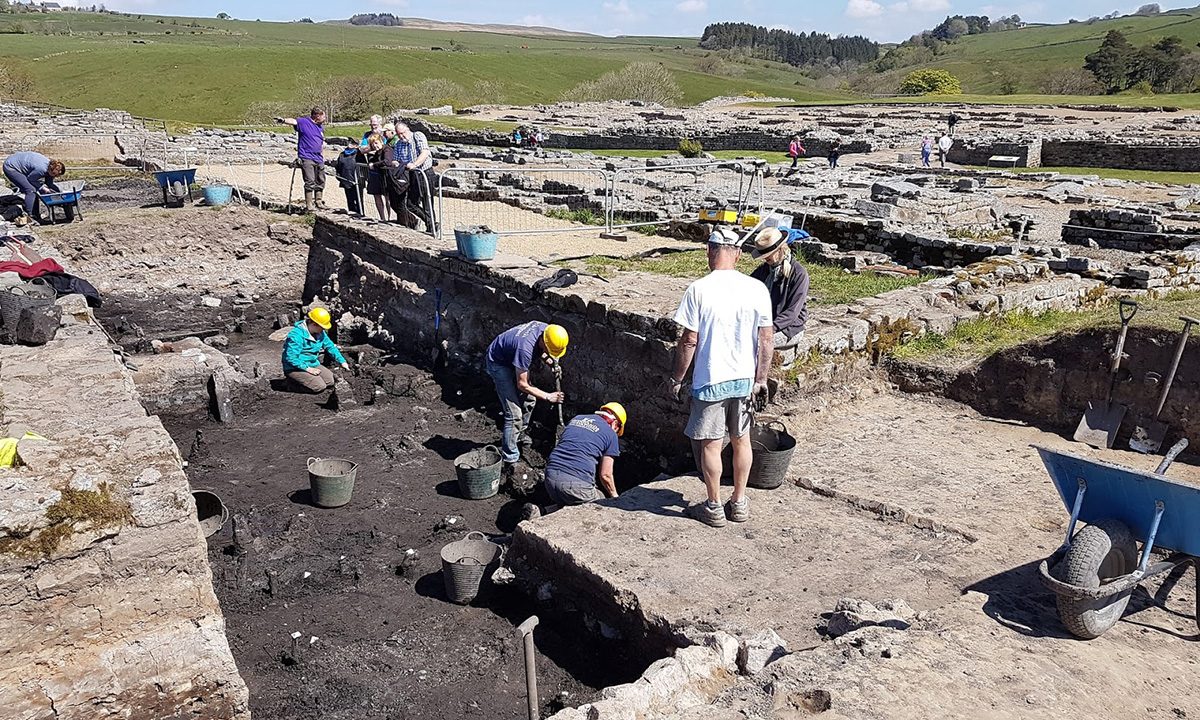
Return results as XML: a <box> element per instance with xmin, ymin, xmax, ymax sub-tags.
<box><xmin>314</xmin><ymin>191</ymin><xmax>327</xmax><ymax>210</ymax></box>
<box><xmin>303</xmin><ymin>190</ymin><xmax>314</xmax><ymax>213</ymax></box>
<box><xmin>725</xmin><ymin>497</ymin><xmax>750</xmax><ymax>523</ymax></box>
<box><xmin>688</xmin><ymin>501</ymin><xmax>727</xmax><ymax>528</ymax></box>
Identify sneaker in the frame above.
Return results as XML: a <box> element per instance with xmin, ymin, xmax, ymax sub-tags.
<box><xmin>725</xmin><ymin>498</ymin><xmax>750</xmax><ymax>523</ymax></box>
<box><xmin>688</xmin><ymin>501</ymin><xmax>727</xmax><ymax>528</ymax></box>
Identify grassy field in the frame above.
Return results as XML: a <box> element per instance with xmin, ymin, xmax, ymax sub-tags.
<box><xmin>869</xmin><ymin>9</ymin><xmax>1200</xmax><ymax>97</ymax></box>
<box><xmin>893</xmin><ymin>291</ymin><xmax>1200</xmax><ymax>361</ymax></box>
<box><xmin>996</xmin><ymin>166</ymin><xmax>1200</xmax><ymax>185</ymax></box>
<box><xmin>574</xmin><ymin>249</ymin><xmax>927</xmax><ymax>305</ymax></box>
<box><xmin>0</xmin><ymin>10</ymin><xmax>851</xmax><ymax>124</ymax></box>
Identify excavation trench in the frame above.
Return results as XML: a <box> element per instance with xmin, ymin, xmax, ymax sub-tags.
<box><xmin>99</xmin><ymin>289</ymin><xmax>674</xmax><ymax>720</ymax></box>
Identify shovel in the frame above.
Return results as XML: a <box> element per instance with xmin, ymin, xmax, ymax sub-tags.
<box><xmin>553</xmin><ymin>362</ymin><xmax>565</xmax><ymax>442</ymax></box>
<box><xmin>1074</xmin><ymin>299</ymin><xmax>1137</xmax><ymax>448</ymax></box>
<box><xmin>1130</xmin><ymin>315</ymin><xmax>1199</xmax><ymax>454</ymax></box>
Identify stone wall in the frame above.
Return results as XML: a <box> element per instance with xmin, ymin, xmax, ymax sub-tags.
<box><xmin>946</xmin><ymin>138</ymin><xmax>1042</xmax><ymax>168</ymax></box>
<box><xmin>1042</xmin><ymin>140</ymin><xmax>1200</xmax><ymax>172</ymax></box>
<box><xmin>0</xmin><ymin>304</ymin><xmax>249</xmax><ymax>719</ymax></box>
<box><xmin>1061</xmin><ymin>207</ymin><xmax>1200</xmax><ymax>251</ymax></box>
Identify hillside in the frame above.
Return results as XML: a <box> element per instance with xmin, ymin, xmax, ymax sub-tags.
<box><xmin>337</xmin><ymin>17</ymin><xmax>597</xmax><ymax>38</ymax></box>
<box><xmin>0</xmin><ymin>11</ymin><xmax>847</xmax><ymax>125</ymax></box>
<box><xmin>865</xmin><ymin>7</ymin><xmax>1200</xmax><ymax>96</ymax></box>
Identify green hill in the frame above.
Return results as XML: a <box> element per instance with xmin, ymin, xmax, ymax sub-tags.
<box><xmin>867</xmin><ymin>7</ymin><xmax>1200</xmax><ymax>98</ymax></box>
<box><xmin>0</xmin><ymin>11</ymin><xmax>849</xmax><ymax>124</ymax></box>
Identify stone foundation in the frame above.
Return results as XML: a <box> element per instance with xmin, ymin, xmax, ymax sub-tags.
<box><xmin>0</xmin><ymin>305</ymin><xmax>248</xmax><ymax>719</ymax></box>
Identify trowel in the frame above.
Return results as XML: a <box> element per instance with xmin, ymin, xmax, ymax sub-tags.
<box><xmin>1130</xmin><ymin>315</ymin><xmax>1199</xmax><ymax>454</ymax></box>
<box><xmin>1074</xmin><ymin>299</ymin><xmax>1137</xmax><ymax>448</ymax></box>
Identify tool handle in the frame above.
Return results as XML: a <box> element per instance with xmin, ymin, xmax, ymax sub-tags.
<box><xmin>1155</xmin><ymin>438</ymin><xmax>1189</xmax><ymax>475</ymax></box>
<box><xmin>1152</xmin><ymin>317</ymin><xmax>1197</xmax><ymax>419</ymax></box>
<box><xmin>1108</xmin><ymin>300</ymin><xmax>1138</xmax><ymax>377</ymax></box>
<box><xmin>1118</xmin><ymin>299</ymin><xmax>1138</xmax><ymax>324</ymax></box>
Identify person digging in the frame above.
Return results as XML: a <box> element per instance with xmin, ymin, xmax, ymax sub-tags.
<box><xmin>523</xmin><ymin>402</ymin><xmax>626</xmax><ymax>519</ymax></box>
<box><xmin>281</xmin><ymin>307</ymin><xmax>350</xmax><ymax>394</ymax></box>
<box><xmin>485</xmin><ymin>321</ymin><xmax>569</xmax><ymax>481</ymax></box>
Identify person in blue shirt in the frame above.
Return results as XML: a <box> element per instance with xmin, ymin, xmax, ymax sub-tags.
<box><xmin>3</xmin><ymin>151</ymin><xmax>65</xmax><ymax>223</ymax></box>
<box><xmin>485</xmin><ymin>321</ymin><xmax>569</xmax><ymax>470</ymax></box>
<box><xmin>544</xmin><ymin>403</ymin><xmax>626</xmax><ymax>506</ymax></box>
<box><xmin>281</xmin><ymin>307</ymin><xmax>349</xmax><ymax>393</ymax></box>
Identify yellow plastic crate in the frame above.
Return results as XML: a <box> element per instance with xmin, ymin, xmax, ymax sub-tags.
<box><xmin>699</xmin><ymin>208</ymin><xmax>738</xmax><ymax>223</ymax></box>
<box><xmin>740</xmin><ymin>213</ymin><xmax>760</xmax><ymax>228</ymax></box>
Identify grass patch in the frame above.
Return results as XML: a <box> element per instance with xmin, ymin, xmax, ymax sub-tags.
<box><xmin>582</xmin><ymin>148</ymin><xmax>790</xmax><ymax>163</ymax></box>
<box><xmin>993</xmin><ymin>166</ymin><xmax>1200</xmax><ymax>186</ymax></box>
<box><xmin>572</xmin><ymin>248</ymin><xmax>928</xmax><ymax>305</ymax></box>
<box><xmin>893</xmin><ymin>291</ymin><xmax>1200</xmax><ymax>361</ymax></box>
<box><xmin>546</xmin><ymin>207</ymin><xmax>605</xmax><ymax>225</ymax></box>
<box><xmin>0</xmin><ymin>483</ymin><xmax>134</xmax><ymax>558</ymax></box>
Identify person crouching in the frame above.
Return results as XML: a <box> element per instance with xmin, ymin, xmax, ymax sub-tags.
<box><xmin>544</xmin><ymin>403</ymin><xmax>626</xmax><ymax>506</ymax></box>
<box><xmin>282</xmin><ymin>307</ymin><xmax>349</xmax><ymax>393</ymax></box>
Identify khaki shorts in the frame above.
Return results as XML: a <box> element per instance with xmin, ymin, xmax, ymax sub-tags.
<box><xmin>685</xmin><ymin>396</ymin><xmax>752</xmax><ymax>441</ymax></box>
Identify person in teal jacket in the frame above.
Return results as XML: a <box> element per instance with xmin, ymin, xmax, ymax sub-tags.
<box><xmin>282</xmin><ymin>307</ymin><xmax>349</xmax><ymax>393</ymax></box>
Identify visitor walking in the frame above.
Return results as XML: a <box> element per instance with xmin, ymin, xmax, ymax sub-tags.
<box><xmin>2</xmin><ymin>151</ymin><xmax>64</xmax><ymax>224</ymax></box>
<box><xmin>827</xmin><ymin>138</ymin><xmax>841</xmax><ymax>170</ymax></box>
<box><xmin>276</xmin><ymin>107</ymin><xmax>327</xmax><ymax>212</ymax></box>
<box><xmin>948</xmin><ymin>111</ymin><xmax>959</xmax><ymax>136</ymax></box>
<box><xmin>920</xmin><ymin>135</ymin><xmax>934</xmax><ymax>168</ymax></box>
<box><xmin>938</xmin><ymin>133</ymin><xmax>953</xmax><ymax>168</ymax></box>
<box><xmin>668</xmin><ymin>228</ymin><xmax>773</xmax><ymax>527</ymax></box>
<box><xmin>785</xmin><ymin>135</ymin><xmax>805</xmax><ymax>177</ymax></box>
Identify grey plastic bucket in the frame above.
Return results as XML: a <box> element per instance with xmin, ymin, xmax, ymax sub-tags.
<box><xmin>192</xmin><ymin>490</ymin><xmax>228</xmax><ymax>537</ymax></box>
<box><xmin>440</xmin><ymin>531</ymin><xmax>500</xmax><ymax>604</ymax></box>
<box><xmin>454</xmin><ymin>446</ymin><xmax>503</xmax><ymax>500</ymax></box>
<box><xmin>307</xmin><ymin>457</ymin><xmax>358</xmax><ymax>508</ymax></box>
<box><xmin>715</xmin><ymin>420</ymin><xmax>797</xmax><ymax>489</ymax></box>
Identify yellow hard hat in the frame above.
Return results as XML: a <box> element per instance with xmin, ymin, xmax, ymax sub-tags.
<box><xmin>600</xmin><ymin>402</ymin><xmax>627</xmax><ymax>437</ymax></box>
<box><xmin>542</xmin><ymin>324</ymin><xmax>569</xmax><ymax>359</ymax></box>
<box><xmin>307</xmin><ymin>307</ymin><xmax>332</xmax><ymax>330</ymax></box>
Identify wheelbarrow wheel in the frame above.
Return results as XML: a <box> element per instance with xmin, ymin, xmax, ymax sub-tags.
<box><xmin>1055</xmin><ymin>518</ymin><xmax>1138</xmax><ymax>639</ymax></box>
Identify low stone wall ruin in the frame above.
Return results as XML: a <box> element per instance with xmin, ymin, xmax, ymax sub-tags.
<box><xmin>0</xmin><ymin>302</ymin><xmax>248</xmax><ymax>719</ymax></box>
<box><xmin>1062</xmin><ymin>207</ymin><xmax>1200</xmax><ymax>252</ymax></box>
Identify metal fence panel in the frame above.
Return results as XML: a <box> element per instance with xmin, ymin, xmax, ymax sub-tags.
<box><xmin>438</xmin><ymin>166</ymin><xmax>612</xmax><ymax>241</ymax></box>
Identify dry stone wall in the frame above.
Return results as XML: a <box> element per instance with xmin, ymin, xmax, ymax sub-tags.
<box><xmin>0</xmin><ymin>304</ymin><xmax>248</xmax><ymax>719</ymax></box>
<box><xmin>1062</xmin><ymin>207</ymin><xmax>1200</xmax><ymax>251</ymax></box>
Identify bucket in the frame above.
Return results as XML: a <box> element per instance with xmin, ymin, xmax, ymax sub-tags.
<box><xmin>454</xmin><ymin>446</ymin><xmax>503</xmax><ymax>500</ymax></box>
<box><xmin>440</xmin><ymin>531</ymin><xmax>500</xmax><ymax>604</ymax></box>
<box><xmin>307</xmin><ymin>457</ymin><xmax>358</xmax><ymax>508</ymax></box>
<box><xmin>202</xmin><ymin>184</ymin><xmax>233</xmax><ymax>206</ymax></box>
<box><xmin>0</xmin><ymin>278</ymin><xmax>56</xmax><ymax>332</ymax></box>
<box><xmin>192</xmin><ymin>490</ymin><xmax>228</xmax><ymax>537</ymax></box>
<box><xmin>716</xmin><ymin>420</ymin><xmax>797</xmax><ymax>489</ymax></box>
<box><xmin>454</xmin><ymin>225</ymin><xmax>498</xmax><ymax>261</ymax></box>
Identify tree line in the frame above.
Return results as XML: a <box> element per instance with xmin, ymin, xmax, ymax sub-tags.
<box><xmin>348</xmin><ymin>13</ymin><xmax>403</xmax><ymax>27</ymax></box>
<box><xmin>1084</xmin><ymin>30</ymin><xmax>1200</xmax><ymax>93</ymax></box>
<box><xmin>698</xmin><ymin>22</ymin><xmax>879</xmax><ymax>67</ymax></box>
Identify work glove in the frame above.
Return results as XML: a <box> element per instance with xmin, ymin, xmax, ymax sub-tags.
<box><xmin>752</xmin><ymin>382</ymin><xmax>769</xmax><ymax>412</ymax></box>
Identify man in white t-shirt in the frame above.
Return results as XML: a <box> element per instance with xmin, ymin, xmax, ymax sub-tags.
<box><xmin>938</xmin><ymin>134</ymin><xmax>953</xmax><ymax>168</ymax></box>
<box><xmin>668</xmin><ymin>227</ymin><xmax>774</xmax><ymax>527</ymax></box>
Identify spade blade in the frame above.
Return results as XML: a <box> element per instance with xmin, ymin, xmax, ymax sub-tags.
<box><xmin>1074</xmin><ymin>400</ymin><xmax>1126</xmax><ymax>449</ymax></box>
<box><xmin>1129</xmin><ymin>418</ymin><xmax>1168</xmax><ymax>454</ymax></box>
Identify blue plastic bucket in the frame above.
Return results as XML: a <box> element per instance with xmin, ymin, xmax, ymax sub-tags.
<box><xmin>202</xmin><ymin>185</ymin><xmax>233</xmax><ymax>206</ymax></box>
<box><xmin>454</xmin><ymin>226</ymin><xmax>498</xmax><ymax>261</ymax></box>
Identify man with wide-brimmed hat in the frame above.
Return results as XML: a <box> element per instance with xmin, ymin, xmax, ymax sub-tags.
<box><xmin>749</xmin><ymin>228</ymin><xmax>810</xmax><ymax>350</ymax></box>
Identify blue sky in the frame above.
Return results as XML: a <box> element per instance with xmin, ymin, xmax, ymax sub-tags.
<box><xmin>62</xmin><ymin>0</ymin><xmax>1173</xmax><ymax>42</ymax></box>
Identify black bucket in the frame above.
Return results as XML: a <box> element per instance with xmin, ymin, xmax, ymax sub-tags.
<box><xmin>715</xmin><ymin>420</ymin><xmax>796</xmax><ymax>489</ymax></box>
<box><xmin>192</xmin><ymin>490</ymin><xmax>228</xmax><ymax>537</ymax></box>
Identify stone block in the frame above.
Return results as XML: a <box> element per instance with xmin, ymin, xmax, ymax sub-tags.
<box><xmin>15</xmin><ymin>304</ymin><xmax>61</xmax><ymax>346</ymax></box>
<box><xmin>826</xmin><ymin>598</ymin><xmax>915</xmax><ymax>638</ymax></box>
<box><xmin>738</xmin><ymin>628</ymin><xmax>789</xmax><ymax>675</ymax></box>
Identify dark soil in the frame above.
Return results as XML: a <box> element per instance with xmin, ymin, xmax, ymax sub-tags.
<box><xmin>158</xmin><ymin>346</ymin><xmax>641</xmax><ymax>720</ymax></box>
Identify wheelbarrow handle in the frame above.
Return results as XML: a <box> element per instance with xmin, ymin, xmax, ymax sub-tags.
<box><xmin>1155</xmin><ymin>438</ymin><xmax>1189</xmax><ymax>475</ymax></box>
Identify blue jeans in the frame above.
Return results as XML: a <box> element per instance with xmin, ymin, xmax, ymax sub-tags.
<box><xmin>486</xmin><ymin>360</ymin><xmax>536</xmax><ymax>464</ymax></box>
<box><xmin>3</xmin><ymin>165</ymin><xmax>38</xmax><ymax>216</ymax></box>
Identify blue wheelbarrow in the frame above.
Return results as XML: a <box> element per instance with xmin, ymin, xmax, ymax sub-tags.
<box><xmin>1035</xmin><ymin>440</ymin><xmax>1199</xmax><ymax>639</ymax></box>
<box><xmin>38</xmin><ymin>181</ymin><xmax>86</xmax><ymax>224</ymax></box>
<box><xmin>153</xmin><ymin>168</ymin><xmax>197</xmax><ymax>207</ymax></box>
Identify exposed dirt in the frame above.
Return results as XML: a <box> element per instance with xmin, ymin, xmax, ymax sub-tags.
<box><xmin>158</xmin><ymin>350</ymin><xmax>639</xmax><ymax>720</ymax></box>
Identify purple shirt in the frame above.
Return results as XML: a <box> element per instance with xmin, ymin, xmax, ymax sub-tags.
<box><xmin>486</xmin><ymin>321</ymin><xmax>546</xmax><ymax>373</ymax></box>
<box><xmin>295</xmin><ymin>117</ymin><xmax>325</xmax><ymax>162</ymax></box>
<box><xmin>547</xmin><ymin>413</ymin><xmax>620</xmax><ymax>482</ymax></box>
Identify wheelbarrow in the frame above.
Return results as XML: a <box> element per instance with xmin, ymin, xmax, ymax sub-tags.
<box><xmin>37</xmin><ymin>180</ymin><xmax>86</xmax><ymax>224</ymax></box>
<box><xmin>1035</xmin><ymin>439</ymin><xmax>1200</xmax><ymax>639</ymax></box>
<box><xmin>153</xmin><ymin>168</ymin><xmax>198</xmax><ymax>207</ymax></box>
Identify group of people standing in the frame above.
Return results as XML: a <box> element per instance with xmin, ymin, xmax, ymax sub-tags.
<box><xmin>277</xmin><ymin>107</ymin><xmax>438</xmax><ymax>232</ymax></box>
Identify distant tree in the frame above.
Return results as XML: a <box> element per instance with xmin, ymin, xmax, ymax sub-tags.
<box><xmin>562</xmin><ymin>62</ymin><xmax>684</xmax><ymax>105</ymax></box>
<box><xmin>0</xmin><ymin>0</ymin><xmax>10</xmax><ymax>13</ymax></box>
<box><xmin>0</xmin><ymin>64</ymin><xmax>34</xmax><ymax>98</ymax></box>
<box><xmin>899</xmin><ymin>68</ymin><xmax>962</xmax><ymax>94</ymax></box>
<box><xmin>1042</xmin><ymin>68</ymin><xmax>1103</xmax><ymax>95</ymax></box>
<box><xmin>216</xmin><ymin>12</ymin><xmax>230</xmax><ymax>19</ymax></box>
<box><xmin>1084</xmin><ymin>30</ymin><xmax>1135</xmax><ymax>92</ymax></box>
<box><xmin>298</xmin><ymin>17</ymin><xmax>313</xmax><ymax>23</ymax></box>
<box><xmin>1132</xmin><ymin>35</ymin><xmax>1187</xmax><ymax>89</ymax></box>
<box><xmin>1134</xmin><ymin>4</ymin><xmax>1161</xmax><ymax>15</ymax></box>
<box><xmin>349</xmin><ymin>12</ymin><xmax>403</xmax><ymax>26</ymax></box>
<box><xmin>698</xmin><ymin>22</ymin><xmax>879</xmax><ymax>68</ymax></box>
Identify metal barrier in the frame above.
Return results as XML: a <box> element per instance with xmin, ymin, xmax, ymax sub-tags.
<box><xmin>608</xmin><ymin>160</ymin><xmax>764</xmax><ymax>233</ymax></box>
<box><xmin>15</xmin><ymin>132</ymin><xmax>166</xmax><ymax>174</ymax></box>
<box><xmin>437</xmin><ymin>166</ymin><xmax>611</xmax><ymax>241</ymax></box>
